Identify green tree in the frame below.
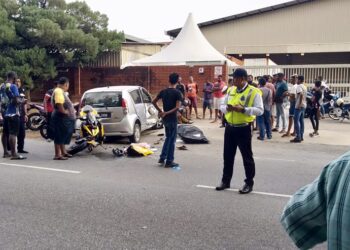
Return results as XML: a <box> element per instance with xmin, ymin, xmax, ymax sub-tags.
<box><xmin>0</xmin><ymin>0</ymin><xmax>124</xmax><ymax>89</ymax></box>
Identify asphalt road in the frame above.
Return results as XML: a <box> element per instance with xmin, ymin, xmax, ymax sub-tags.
<box><xmin>0</xmin><ymin>119</ymin><xmax>347</xmax><ymax>249</ymax></box>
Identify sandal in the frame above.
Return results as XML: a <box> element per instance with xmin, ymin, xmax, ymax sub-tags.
<box><xmin>53</xmin><ymin>156</ymin><xmax>68</xmax><ymax>160</ymax></box>
<box><xmin>11</xmin><ymin>155</ymin><xmax>26</xmax><ymax>160</ymax></box>
<box><xmin>64</xmin><ymin>153</ymin><xmax>73</xmax><ymax>158</ymax></box>
<box><xmin>281</xmin><ymin>133</ymin><xmax>290</xmax><ymax>137</ymax></box>
<box><xmin>3</xmin><ymin>153</ymin><xmax>11</xmax><ymax>158</ymax></box>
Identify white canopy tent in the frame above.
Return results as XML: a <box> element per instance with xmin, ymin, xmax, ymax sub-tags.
<box><xmin>121</xmin><ymin>13</ymin><xmax>237</xmax><ymax>69</ymax></box>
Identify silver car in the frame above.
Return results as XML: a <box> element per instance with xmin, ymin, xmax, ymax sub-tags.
<box><xmin>80</xmin><ymin>86</ymin><xmax>159</xmax><ymax>142</ymax></box>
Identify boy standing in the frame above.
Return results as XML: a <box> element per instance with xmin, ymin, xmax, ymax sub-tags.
<box><xmin>211</xmin><ymin>75</ymin><xmax>226</xmax><ymax>123</ymax></box>
<box><xmin>291</xmin><ymin>75</ymin><xmax>307</xmax><ymax>143</ymax></box>
<box><xmin>152</xmin><ymin>73</ymin><xmax>182</xmax><ymax>168</ymax></box>
<box><xmin>186</xmin><ymin>76</ymin><xmax>200</xmax><ymax>119</ymax></box>
<box><xmin>202</xmin><ymin>79</ymin><xmax>213</xmax><ymax>120</ymax></box>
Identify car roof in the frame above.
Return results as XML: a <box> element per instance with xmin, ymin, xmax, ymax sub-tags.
<box><xmin>84</xmin><ymin>85</ymin><xmax>142</xmax><ymax>94</ymax></box>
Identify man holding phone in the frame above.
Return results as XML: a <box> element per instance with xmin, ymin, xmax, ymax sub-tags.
<box><xmin>216</xmin><ymin>68</ymin><xmax>263</xmax><ymax>194</ymax></box>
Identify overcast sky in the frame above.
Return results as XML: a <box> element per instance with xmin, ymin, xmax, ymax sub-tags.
<box><xmin>67</xmin><ymin>0</ymin><xmax>291</xmax><ymax>42</ymax></box>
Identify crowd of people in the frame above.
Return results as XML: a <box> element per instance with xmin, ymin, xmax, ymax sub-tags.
<box><xmin>0</xmin><ymin>72</ymin><xmax>28</xmax><ymax>160</ymax></box>
<box><xmin>0</xmin><ymin>69</ymin><xmax>346</xmax><ymax>248</ymax></box>
<box><xmin>0</xmin><ymin>72</ymin><xmax>75</xmax><ymax>161</ymax></box>
<box><xmin>175</xmin><ymin>72</ymin><xmax>326</xmax><ymax>144</ymax></box>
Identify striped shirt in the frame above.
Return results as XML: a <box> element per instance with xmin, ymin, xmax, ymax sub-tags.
<box><xmin>281</xmin><ymin>151</ymin><xmax>350</xmax><ymax>250</ymax></box>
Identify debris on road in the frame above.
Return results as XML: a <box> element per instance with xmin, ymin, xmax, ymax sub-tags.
<box><xmin>177</xmin><ymin>145</ymin><xmax>188</xmax><ymax>150</ymax></box>
<box><xmin>126</xmin><ymin>143</ymin><xmax>154</xmax><ymax>157</ymax></box>
<box><xmin>113</xmin><ymin>143</ymin><xmax>155</xmax><ymax>157</ymax></box>
<box><xmin>172</xmin><ymin>166</ymin><xmax>181</xmax><ymax>171</ymax></box>
<box><xmin>177</xmin><ymin>125</ymin><xmax>209</xmax><ymax>144</ymax></box>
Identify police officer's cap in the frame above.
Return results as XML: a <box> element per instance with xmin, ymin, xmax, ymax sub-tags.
<box><xmin>229</xmin><ymin>68</ymin><xmax>248</xmax><ymax>78</ymax></box>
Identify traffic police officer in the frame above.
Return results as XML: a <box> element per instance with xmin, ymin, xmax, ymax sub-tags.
<box><xmin>216</xmin><ymin>68</ymin><xmax>263</xmax><ymax>194</ymax></box>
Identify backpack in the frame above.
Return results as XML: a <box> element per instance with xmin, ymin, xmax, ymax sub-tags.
<box><xmin>0</xmin><ymin>83</ymin><xmax>11</xmax><ymax>113</ymax></box>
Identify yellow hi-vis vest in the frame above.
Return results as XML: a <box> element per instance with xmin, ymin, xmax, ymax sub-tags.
<box><xmin>225</xmin><ymin>84</ymin><xmax>261</xmax><ymax>125</ymax></box>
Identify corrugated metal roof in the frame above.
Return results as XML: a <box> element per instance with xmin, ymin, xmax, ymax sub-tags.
<box><xmin>166</xmin><ymin>0</ymin><xmax>315</xmax><ymax>37</ymax></box>
<box><xmin>125</xmin><ymin>34</ymin><xmax>151</xmax><ymax>43</ymax></box>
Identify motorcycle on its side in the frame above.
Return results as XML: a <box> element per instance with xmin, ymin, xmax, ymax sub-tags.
<box><xmin>328</xmin><ymin>95</ymin><xmax>349</xmax><ymax>120</ymax></box>
<box><xmin>68</xmin><ymin>105</ymin><xmax>105</xmax><ymax>155</ymax></box>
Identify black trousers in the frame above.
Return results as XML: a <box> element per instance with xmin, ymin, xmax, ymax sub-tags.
<box><xmin>47</xmin><ymin>112</ymin><xmax>54</xmax><ymax>140</ymax></box>
<box><xmin>17</xmin><ymin>118</ymin><xmax>26</xmax><ymax>151</ymax></box>
<box><xmin>309</xmin><ymin>108</ymin><xmax>319</xmax><ymax>132</ymax></box>
<box><xmin>222</xmin><ymin>125</ymin><xmax>255</xmax><ymax>186</ymax></box>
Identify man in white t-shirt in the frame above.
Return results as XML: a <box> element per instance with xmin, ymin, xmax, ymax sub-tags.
<box><xmin>282</xmin><ymin>74</ymin><xmax>297</xmax><ymax>138</ymax></box>
<box><xmin>291</xmin><ymin>75</ymin><xmax>307</xmax><ymax>143</ymax></box>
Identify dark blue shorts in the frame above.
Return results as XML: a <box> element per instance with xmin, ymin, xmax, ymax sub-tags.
<box><xmin>6</xmin><ymin>115</ymin><xmax>20</xmax><ymax>136</ymax></box>
<box><xmin>203</xmin><ymin>99</ymin><xmax>213</xmax><ymax>109</ymax></box>
<box><xmin>289</xmin><ymin>101</ymin><xmax>296</xmax><ymax>117</ymax></box>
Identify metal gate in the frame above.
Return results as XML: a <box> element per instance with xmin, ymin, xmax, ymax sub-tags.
<box><xmin>229</xmin><ymin>64</ymin><xmax>350</xmax><ymax>97</ymax></box>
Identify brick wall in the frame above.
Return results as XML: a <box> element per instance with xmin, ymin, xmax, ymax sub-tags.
<box><xmin>30</xmin><ymin>65</ymin><xmax>228</xmax><ymax>102</ymax></box>
<box><xmin>30</xmin><ymin>66</ymin><xmax>148</xmax><ymax>102</ymax></box>
<box><xmin>77</xmin><ymin>67</ymin><xmax>149</xmax><ymax>96</ymax></box>
<box><xmin>148</xmin><ymin>65</ymin><xmax>227</xmax><ymax>97</ymax></box>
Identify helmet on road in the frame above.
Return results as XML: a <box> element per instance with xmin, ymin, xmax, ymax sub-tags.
<box><xmin>336</xmin><ymin>98</ymin><xmax>344</xmax><ymax>106</ymax></box>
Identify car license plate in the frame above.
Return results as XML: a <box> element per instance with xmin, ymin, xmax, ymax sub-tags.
<box><xmin>99</xmin><ymin>112</ymin><xmax>110</xmax><ymax>118</ymax></box>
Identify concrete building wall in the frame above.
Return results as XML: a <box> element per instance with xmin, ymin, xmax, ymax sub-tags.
<box><xmin>201</xmin><ymin>0</ymin><xmax>350</xmax><ymax>55</ymax></box>
<box><xmin>121</xmin><ymin>44</ymin><xmax>165</xmax><ymax>66</ymax></box>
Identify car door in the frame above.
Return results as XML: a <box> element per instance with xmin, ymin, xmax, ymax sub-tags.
<box><xmin>129</xmin><ymin>89</ymin><xmax>147</xmax><ymax>130</ymax></box>
<box><xmin>140</xmin><ymin>88</ymin><xmax>158</xmax><ymax>129</ymax></box>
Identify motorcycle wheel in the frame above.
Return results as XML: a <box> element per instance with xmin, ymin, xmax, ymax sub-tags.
<box><xmin>329</xmin><ymin>109</ymin><xmax>339</xmax><ymax>120</ymax></box>
<box><xmin>67</xmin><ymin>141</ymin><xmax>88</xmax><ymax>155</ymax></box>
<box><xmin>40</xmin><ymin>124</ymin><xmax>48</xmax><ymax>139</ymax></box>
<box><xmin>27</xmin><ymin>113</ymin><xmax>45</xmax><ymax>131</ymax></box>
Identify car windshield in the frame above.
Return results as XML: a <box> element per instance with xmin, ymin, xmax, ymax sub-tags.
<box><xmin>83</xmin><ymin>91</ymin><xmax>122</xmax><ymax>108</ymax></box>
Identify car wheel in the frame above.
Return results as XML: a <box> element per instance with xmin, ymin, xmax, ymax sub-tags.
<box><xmin>129</xmin><ymin>123</ymin><xmax>141</xmax><ymax>143</ymax></box>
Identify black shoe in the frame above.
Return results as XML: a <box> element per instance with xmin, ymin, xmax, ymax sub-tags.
<box><xmin>257</xmin><ymin>136</ymin><xmax>264</xmax><ymax>141</ymax></box>
<box><xmin>290</xmin><ymin>138</ymin><xmax>301</xmax><ymax>143</ymax></box>
<box><xmin>215</xmin><ymin>182</ymin><xmax>230</xmax><ymax>191</ymax></box>
<box><xmin>164</xmin><ymin>162</ymin><xmax>179</xmax><ymax>168</ymax></box>
<box><xmin>239</xmin><ymin>184</ymin><xmax>253</xmax><ymax>194</ymax></box>
<box><xmin>158</xmin><ymin>159</ymin><xmax>165</xmax><ymax>166</ymax></box>
<box><xmin>18</xmin><ymin>150</ymin><xmax>29</xmax><ymax>154</ymax></box>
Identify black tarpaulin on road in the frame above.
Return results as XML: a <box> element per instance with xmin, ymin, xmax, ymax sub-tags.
<box><xmin>177</xmin><ymin>124</ymin><xmax>209</xmax><ymax>144</ymax></box>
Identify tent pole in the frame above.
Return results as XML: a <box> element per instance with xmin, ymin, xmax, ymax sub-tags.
<box><xmin>148</xmin><ymin>66</ymin><xmax>151</xmax><ymax>93</ymax></box>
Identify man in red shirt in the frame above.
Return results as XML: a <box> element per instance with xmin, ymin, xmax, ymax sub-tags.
<box><xmin>211</xmin><ymin>75</ymin><xmax>226</xmax><ymax>123</ymax></box>
<box><xmin>43</xmin><ymin>82</ymin><xmax>57</xmax><ymax>140</ymax></box>
<box><xmin>186</xmin><ymin>76</ymin><xmax>200</xmax><ymax>119</ymax></box>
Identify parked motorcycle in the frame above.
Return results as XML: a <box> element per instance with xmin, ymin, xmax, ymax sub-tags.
<box><xmin>68</xmin><ymin>105</ymin><xmax>105</xmax><ymax>155</ymax></box>
<box><xmin>27</xmin><ymin>102</ymin><xmax>44</xmax><ymax>114</ymax></box>
<box><xmin>27</xmin><ymin>104</ymin><xmax>46</xmax><ymax>131</ymax></box>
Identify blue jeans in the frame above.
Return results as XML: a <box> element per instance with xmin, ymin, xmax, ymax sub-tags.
<box><xmin>160</xmin><ymin>121</ymin><xmax>177</xmax><ymax>164</ymax></box>
<box><xmin>294</xmin><ymin>108</ymin><xmax>305</xmax><ymax>140</ymax></box>
<box><xmin>257</xmin><ymin>110</ymin><xmax>272</xmax><ymax>139</ymax></box>
<box><xmin>320</xmin><ymin>104</ymin><xmax>325</xmax><ymax>116</ymax></box>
